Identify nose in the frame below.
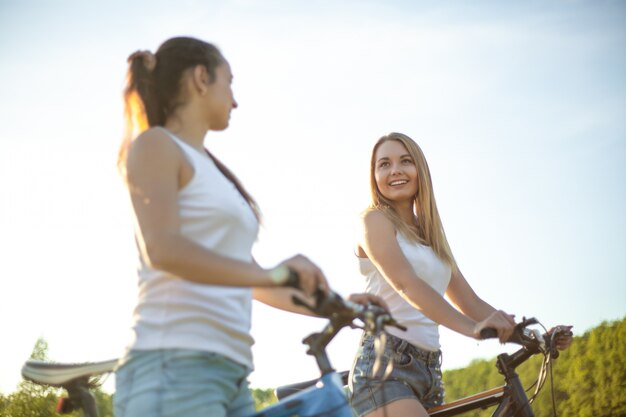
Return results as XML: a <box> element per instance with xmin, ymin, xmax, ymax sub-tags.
<box><xmin>232</xmin><ymin>97</ymin><xmax>238</xmax><ymax>109</ymax></box>
<box><xmin>391</xmin><ymin>163</ymin><xmax>403</xmax><ymax>175</ymax></box>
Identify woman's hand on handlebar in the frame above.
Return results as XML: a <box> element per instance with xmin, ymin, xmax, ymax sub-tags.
<box><xmin>270</xmin><ymin>254</ymin><xmax>329</xmax><ymax>296</ymax></box>
<box><xmin>348</xmin><ymin>293</ymin><xmax>389</xmax><ymax>312</ymax></box>
<box><xmin>549</xmin><ymin>325</ymin><xmax>574</xmax><ymax>350</ymax></box>
<box><xmin>475</xmin><ymin>310</ymin><xmax>516</xmax><ymax>343</ymax></box>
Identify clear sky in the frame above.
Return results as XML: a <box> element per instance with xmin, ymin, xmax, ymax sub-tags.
<box><xmin>1</xmin><ymin>0</ymin><xmax>624</xmax><ymax>395</ymax></box>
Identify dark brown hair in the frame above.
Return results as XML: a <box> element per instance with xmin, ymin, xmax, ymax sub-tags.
<box><xmin>121</xmin><ymin>36</ymin><xmax>261</xmax><ymax>221</ymax></box>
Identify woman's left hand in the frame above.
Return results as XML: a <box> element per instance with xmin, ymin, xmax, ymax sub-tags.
<box><xmin>549</xmin><ymin>325</ymin><xmax>574</xmax><ymax>350</ymax></box>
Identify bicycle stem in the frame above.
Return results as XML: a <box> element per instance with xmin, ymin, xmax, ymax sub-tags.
<box><xmin>302</xmin><ymin>318</ymin><xmax>355</xmax><ymax>376</ymax></box>
<box><xmin>496</xmin><ymin>350</ymin><xmax>536</xmax><ymax>417</ymax></box>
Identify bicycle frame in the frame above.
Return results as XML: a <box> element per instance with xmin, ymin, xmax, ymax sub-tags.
<box><xmin>396</xmin><ymin>319</ymin><xmax>568</xmax><ymax>416</ymax></box>
<box><xmin>22</xmin><ymin>295</ymin><xmax>567</xmax><ymax>417</ymax></box>
<box><xmin>276</xmin><ymin>319</ymin><xmax>571</xmax><ymax>417</ymax></box>
<box><xmin>21</xmin><ymin>291</ymin><xmax>395</xmax><ymax>417</ymax></box>
<box><xmin>249</xmin><ymin>371</ymin><xmax>351</xmax><ymax>417</ymax></box>
<box><xmin>23</xmin><ymin>359</ymin><xmax>353</xmax><ymax>417</ymax></box>
<box><xmin>426</xmin><ymin>346</ymin><xmax>536</xmax><ymax>417</ymax></box>
<box><xmin>247</xmin><ymin>295</ymin><xmax>359</xmax><ymax>417</ymax></box>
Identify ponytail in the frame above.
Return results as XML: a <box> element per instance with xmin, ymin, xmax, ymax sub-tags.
<box><xmin>119</xmin><ymin>51</ymin><xmax>160</xmax><ymax>175</ymax></box>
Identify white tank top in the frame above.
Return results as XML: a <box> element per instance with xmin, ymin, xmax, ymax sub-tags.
<box><xmin>359</xmin><ymin>232</ymin><xmax>451</xmax><ymax>351</ymax></box>
<box><xmin>127</xmin><ymin>129</ymin><xmax>260</xmax><ymax>369</ymax></box>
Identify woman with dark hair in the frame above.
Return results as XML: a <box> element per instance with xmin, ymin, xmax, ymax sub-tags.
<box><xmin>114</xmin><ymin>36</ymin><xmax>381</xmax><ymax>417</ymax></box>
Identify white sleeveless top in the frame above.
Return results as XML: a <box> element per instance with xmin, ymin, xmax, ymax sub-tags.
<box><xmin>359</xmin><ymin>232</ymin><xmax>451</xmax><ymax>351</ymax></box>
<box><xmin>127</xmin><ymin>129</ymin><xmax>259</xmax><ymax>369</ymax></box>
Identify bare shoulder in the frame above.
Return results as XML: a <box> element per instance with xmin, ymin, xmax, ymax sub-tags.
<box><xmin>358</xmin><ymin>208</ymin><xmax>396</xmax><ymax>246</ymax></box>
<box><xmin>128</xmin><ymin>127</ymin><xmax>179</xmax><ymax>161</ymax></box>
<box><xmin>126</xmin><ymin>128</ymin><xmax>182</xmax><ymax>181</ymax></box>
<box><xmin>359</xmin><ymin>208</ymin><xmax>393</xmax><ymax>230</ymax></box>
<box><xmin>358</xmin><ymin>208</ymin><xmax>400</xmax><ymax>258</ymax></box>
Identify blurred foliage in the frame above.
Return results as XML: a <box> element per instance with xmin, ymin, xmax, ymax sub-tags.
<box><xmin>251</xmin><ymin>387</ymin><xmax>278</xmax><ymax>410</ymax></box>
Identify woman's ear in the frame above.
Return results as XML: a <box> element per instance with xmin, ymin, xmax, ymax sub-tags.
<box><xmin>192</xmin><ymin>64</ymin><xmax>209</xmax><ymax>95</ymax></box>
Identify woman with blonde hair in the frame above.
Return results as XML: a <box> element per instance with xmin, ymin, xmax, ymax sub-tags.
<box><xmin>348</xmin><ymin>132</ymin><xmax>519</xmax><ymax>417</ymax></box>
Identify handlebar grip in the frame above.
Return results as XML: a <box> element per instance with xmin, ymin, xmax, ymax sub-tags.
<box><xmin>283</xmin><ymin>268</ymin><xmax>300</xmax><ymax>289</ymax></box>
<box><xmin>479</xmin><ymin>328</ymin><xmax>498</xmax><ymax>339</ymax></box>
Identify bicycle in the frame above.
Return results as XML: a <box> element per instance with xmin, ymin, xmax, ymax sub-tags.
<box><xmin>276</xmin><ymin>319</ymin><xmax>573</xmax><ymax>417</ymax></box>
<box><xmin>21</xmin><ymin>290</ymin><xmax>571</xmax><ymax>417</ymax></box>
<box><xmin>21</xmin><ymin>289</ymin><xmax>404</xmax><ymax>417</ymax></box>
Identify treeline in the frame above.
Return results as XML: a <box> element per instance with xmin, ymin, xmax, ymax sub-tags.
<box><xmin>442</xmin><ymin>317</ymin><xmax>625</xmax><ymax>417</ymax></box>
<box><xmin>1</xmin><ymin>318</ymin><xmax>623</xmax><ymax>416</ymax></box>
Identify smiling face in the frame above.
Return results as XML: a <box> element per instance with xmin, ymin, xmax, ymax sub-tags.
<box><xmin>374</xmin><ymin>139</ymin><xmax>418</xmax><ymax>206</ymax></box>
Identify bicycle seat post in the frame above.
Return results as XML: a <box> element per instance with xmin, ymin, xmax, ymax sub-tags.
<box><xmin>65</xmin><ymin>378</ymin><xmax>98</xmax><ymax>417</ymax></box>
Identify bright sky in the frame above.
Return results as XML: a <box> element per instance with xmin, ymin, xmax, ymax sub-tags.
<box><xmin>1</xmin><ymin>1</ymin><xmax>624</xmax><ymax>395</ymax></box>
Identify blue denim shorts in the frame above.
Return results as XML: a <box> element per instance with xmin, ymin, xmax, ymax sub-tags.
<box><xmin>349</xmin><ymin>333</ymin><xmax>444</xmax><ymax>416</ymax></box>
<box><xmin>114</xmin><ymin>349</ymin><xmax>255</xmax><ymax>417</ymax></box>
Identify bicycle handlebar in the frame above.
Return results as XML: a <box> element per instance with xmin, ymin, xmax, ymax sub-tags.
<box><xmin>291</xmin><ymin>288</ymin><xmax>406</xmax><ymax>335</ymax></box>
<box><xmin>286</xmin><ymin>269</ymin><xmax>574</xmax><ymax>363</ymax></box>
<box><xmin>479</xmin><ymin>318</ymin><xmax>573</xmax><ymax>357</ymax></box>
<box><xmin>283</xmin><ymin>268</ymin><xmax>301</xmax><ymax>289</ymax></box>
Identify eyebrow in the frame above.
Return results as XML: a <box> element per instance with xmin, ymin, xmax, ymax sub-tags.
<box><xmin>376</xmin><ymin>154</ymin><xmax>412</xmax><ymax>163</ymax></box>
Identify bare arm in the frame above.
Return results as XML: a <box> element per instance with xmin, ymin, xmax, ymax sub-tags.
<box><xmin>126</xmin><ymin>128</ymin><xmax>325</xmax><ymax>294</ymax></box>
<box><xmin>446</xmin><ymin>268</ymin><xmax>498</xmax><ymax>321</ymax></box>
<box><xmin>359</xmin><ymin>210</ymin><xmax>515</xmax><ymax>341</ymax></box>
<box><xmin>253</xmin><ymin>260</ymin><xmax>388</xmax><ymax>315</ymax></box>
<box><xmin>359</xmin><ymin>210</ymin><xmax>478</xmax><ymax>338</ymax></box>
<box><xmin>253</xmin><ymin>287</ymin><xmax>319</xmax><ymax>315</ymax></box>
<box><xmin>445</xmin><ymin>266</ymin><xmax>517</xmax><ymax>341</ymax></box>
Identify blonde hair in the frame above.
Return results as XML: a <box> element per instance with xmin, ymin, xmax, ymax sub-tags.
<box><xmin>369</xmin><ymin>132</ymin><xmax>456</xmax><ymax>269</ymax></box>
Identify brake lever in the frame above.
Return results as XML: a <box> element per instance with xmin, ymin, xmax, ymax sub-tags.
<box><xmin>499</xmin><ymin>317</ymin><xmax>538</xmax><ymax>346</ymax></box>
<box><xmin>546</xmin><ymin>325</ymin><xmax>573</xmax><ymax>358</ymax></box>
<box><xmin>551</xmin><ymin>325</ymin><xmax>573</xmax><ymax>338</ymax></box>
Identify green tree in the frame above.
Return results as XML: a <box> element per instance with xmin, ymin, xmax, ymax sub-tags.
<box><xmin>252</xmin><ymin>387</ymin><xmax>278</xmax><ymax>410</ymax></box>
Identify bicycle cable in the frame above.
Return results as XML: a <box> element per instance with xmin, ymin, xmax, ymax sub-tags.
<box><xmin>512</xmin><ymin>321</ymin><xmax>568</xmax><ymax>417</ymax></box>
<box><xmin>548</xmin><ymin>326</ymin><xmax>559</xmax><ymax>417</ymax></box>
<box><xmin>348</xmin><ymin>330</ymin><xmax>396</xmax><ymax>417</ymax></box>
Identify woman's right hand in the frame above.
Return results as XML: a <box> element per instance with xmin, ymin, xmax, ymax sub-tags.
<box><xmin>270</xmin><ymin>254</ymin><xmax>329</xmax><ymax>296</ymax></box>
<box><xmin>474</xmin><ymin>310</ymin><xmax>516</xmax><ymax>343</ymax></box>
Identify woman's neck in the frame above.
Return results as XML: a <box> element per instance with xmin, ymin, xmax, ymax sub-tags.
<box><xmin>164</xmin><ymin>112</ymin><xmax>210</xmax><ymax>152</ymax></box>
<box><xmin>391</xmin><ymin>200</ymin><xmax>416</xmax><ymax>226</ymax></box>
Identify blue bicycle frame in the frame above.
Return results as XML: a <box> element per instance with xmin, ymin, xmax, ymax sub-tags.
<box><xmin>248</xmin><ymin>291</ymin><xmax>398</xmax><ymax>417</ymax></box>
<box><xmin>21</xmin><ymin>291</ymin><xmax>400</xmax><ymax>417</ymax></box>
<box><xmin>249</xmin><ymin>371</ymin><xmax>351</xmax><ymax>417</ymax></box>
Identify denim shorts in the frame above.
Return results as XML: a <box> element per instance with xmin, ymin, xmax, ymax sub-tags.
<box><xmin>114</xmin><ymin>349</ymin><xmax>255</xmax><ymax>417</ymax></box>
<box><xmin>349</xmin><ymin>333</ymin><xmax>444</xmax><ymax>416</ymax></box>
